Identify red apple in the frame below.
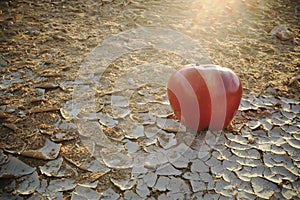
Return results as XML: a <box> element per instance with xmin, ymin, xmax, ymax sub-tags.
<box><xmin>167</xmin><ymin>64</ymin><xmax>242</xmax><ymax>131</ymax></box>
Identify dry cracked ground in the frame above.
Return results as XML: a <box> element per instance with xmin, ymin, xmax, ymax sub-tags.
<box><xmin>0</xmin><ymin>0</ymin><xmax>300</xmax><ymax>199</ymax></box>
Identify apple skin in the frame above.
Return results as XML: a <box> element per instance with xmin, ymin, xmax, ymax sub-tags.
<box><xmin>167</xmin><ymin>64</ymin><xmax>242</xmax><ymax>131</ymax></box>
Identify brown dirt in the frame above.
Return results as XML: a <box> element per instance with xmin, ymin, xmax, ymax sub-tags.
<box><xmin>0</xmin><ymin>0</ymin><xmax>299</xmax><ymax>198</ymax></box>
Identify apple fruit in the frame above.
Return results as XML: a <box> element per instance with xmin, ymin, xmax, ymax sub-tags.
<box><xmin>167</xmin><ymin>64</ymin><xmax>242</xmax><ymax>131</ymax></box>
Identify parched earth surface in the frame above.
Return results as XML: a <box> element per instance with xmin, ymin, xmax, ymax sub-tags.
<box><xmin>0</xmin><ymin>0</ymin><xmax>300</xmax><ymax>199</ymax></box>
